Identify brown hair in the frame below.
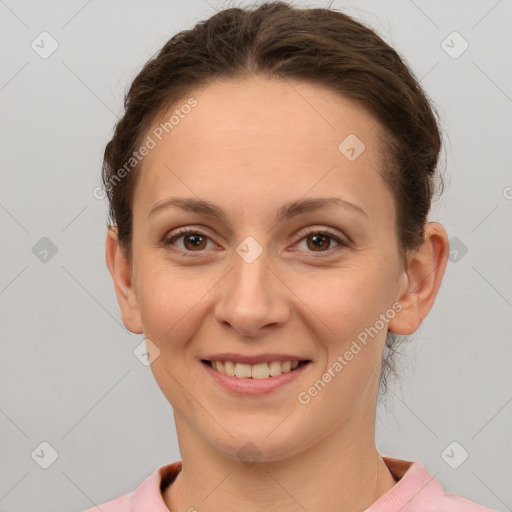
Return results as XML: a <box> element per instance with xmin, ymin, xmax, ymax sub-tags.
<box><xmin>102</xmin><ymin>1</ymin><xmax>444</xmax><ymax>395</ymax></box>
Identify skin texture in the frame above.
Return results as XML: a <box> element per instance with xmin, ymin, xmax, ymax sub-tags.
<box><xmin>106</xmin><ymin>76</ymin><xmax>449</xmax><ymax>512</ymax></box>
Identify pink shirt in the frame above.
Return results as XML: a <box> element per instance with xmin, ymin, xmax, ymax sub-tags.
<box><xmin>83</xmin><ymin>456</ymin><xmax>496</xmax><ymax>511</ymax></box>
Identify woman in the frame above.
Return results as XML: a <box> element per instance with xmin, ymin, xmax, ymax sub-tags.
<box><xmin>88</xmin><ymin>2</ymin><xmax>494</xmax><ymax>511</ymax></box>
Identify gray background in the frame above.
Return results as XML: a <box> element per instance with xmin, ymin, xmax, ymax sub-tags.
<box><xmin>0</xmin><ymin>1</ymin><xmax>511</xmax><ymax>511</ymax></box>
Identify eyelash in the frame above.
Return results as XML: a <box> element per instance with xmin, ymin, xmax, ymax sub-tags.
<box><xmin>162</xmin><ymin>226</ymin><xmax>349</xmax><ymax>257</ymax></box>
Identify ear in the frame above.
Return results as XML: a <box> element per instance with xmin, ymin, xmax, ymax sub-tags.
<box><xmin>388</xmin><ymin>222</ymin><xmax>449</xmax><ymax>335</ymax></box>
<box><xmin>105</xmin><ymin>226</ymin><xmax>144</xmax><ymax>334</ymax></box>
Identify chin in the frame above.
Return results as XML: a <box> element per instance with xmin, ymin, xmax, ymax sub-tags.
<box><xmin>208</xmin><ymin>429</ymin><xmax>308</xmax><ymax>465</ymax></box>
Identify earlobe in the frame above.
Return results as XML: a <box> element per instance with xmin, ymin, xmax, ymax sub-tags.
<box><xmin>105</xmin><ymin>227</ymin><xmax>144</xmax><ymax>334</ymax></box>
<box><xmin>388</xmin><ymin>222</ymin><xmax>449</xmax><ymax>336</ymax></box>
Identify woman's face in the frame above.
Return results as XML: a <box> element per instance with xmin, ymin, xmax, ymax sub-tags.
<box><xmin>119</xmin><ymin>77</ymin><xmax>411</xmax><ymax>461</ymax></box>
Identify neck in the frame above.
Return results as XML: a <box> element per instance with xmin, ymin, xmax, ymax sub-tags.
<box><xmin>163</xmin><ymin>417</ymin><xmax>397</xmax><ymax>512</ymax></box>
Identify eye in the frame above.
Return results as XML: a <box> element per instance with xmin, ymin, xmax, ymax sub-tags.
<box><xmin>163</xmin><ymin>227</ymin><xmax>216</xmax><ymax>255</ymax></box>
<box><xmin>293</xmin><ymin>227</ymin><xmax>348</xmax><ymax>254</ymax></box>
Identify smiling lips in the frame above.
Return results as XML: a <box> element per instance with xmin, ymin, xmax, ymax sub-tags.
<box><xmin>201</xmin><ymin>355</ymin><xmax>312</xmax><ymax>394</ymax></box>
<box><xmin>205</xmin><ymin>359</ymin><xmax>304</xmax><ymax>379</ymax></box>
<box><xmin>202</xmin><ymin>353</ymin><xmax>311</xmax><ymax>379</ymax></box>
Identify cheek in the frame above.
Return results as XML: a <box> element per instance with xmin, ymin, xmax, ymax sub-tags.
<box><xmin>296</xmin><ymin>262</ymin><xmax>391</xmax><ymax>333</ymax></box>
<box><xmin>294</xmin><ymin>263</ymin><xmax>394</xmax><ymax>386</ymax></box>
<box><xmin>136</xmin><ymin>262</ymin><xmax>212</xmax><ymax>351</ymax></box>
<box><xmin>304</xmin><ymin>270</ymin><xmax>391</xmax><ymax>404</ymax></box>
<box><xmin>136</xmin><ymin>263</ymin><xmax>215</xmax><ymax>409</ymax></box>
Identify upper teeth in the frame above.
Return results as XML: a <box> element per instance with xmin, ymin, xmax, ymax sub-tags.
<box><xmin>211</xmin><ymin>360</ymin><xmax>300</xmax><ymax>379</ymax></box>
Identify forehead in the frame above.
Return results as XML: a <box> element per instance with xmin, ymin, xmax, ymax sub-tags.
<box><xmin>132</xmin><ymin>77</ymin><xmax>394</xmax><ymax>228</ymax></box>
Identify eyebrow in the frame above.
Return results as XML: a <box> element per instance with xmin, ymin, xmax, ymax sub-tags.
<box><xmin>147</xmin><ymin>196</ymin><xmax>368</xmax><ymax>223</ymax></box>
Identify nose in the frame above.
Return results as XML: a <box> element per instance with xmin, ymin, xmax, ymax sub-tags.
<box><xmin>214</xmin><ymin>245</ymin><xmax>290</xmax><ymax>338</ymax></box>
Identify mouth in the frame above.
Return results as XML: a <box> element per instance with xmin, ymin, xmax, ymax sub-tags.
<box><xmin>201</xmin><ymin>359</ymin><xmax>311</xmax><ymax>379</ymax></box>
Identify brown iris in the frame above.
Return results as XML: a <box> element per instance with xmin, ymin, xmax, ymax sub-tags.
<box><xmin>306</xmin><ymin>233</ymin><xmax>332</xmax><ymax>251</ymax></box>
<box><xmin>183</xmin><ymin>233</ymin><xmax>207</xmax><ymax>251</ymax></box>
